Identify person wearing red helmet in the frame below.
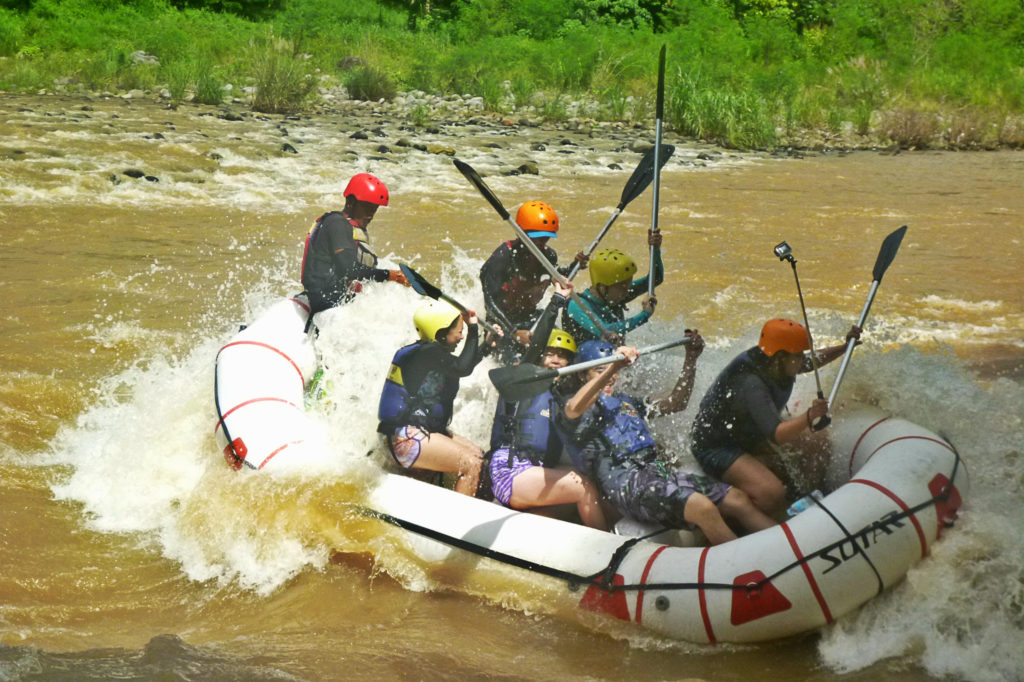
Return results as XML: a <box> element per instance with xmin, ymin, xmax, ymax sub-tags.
<box><xmin>479</xmin><ymin>200</ymin><xmax>586</xmax><ymax>364</ymax></box>
<box><xmin>689</xmin><ymin>318</ymin><xmax>861</xmax><ymax>515</ymax></box>
<box><xmin>301</xmin><ymin>172</ymin><xmax>409</xmax><ymax>314</ymax></box>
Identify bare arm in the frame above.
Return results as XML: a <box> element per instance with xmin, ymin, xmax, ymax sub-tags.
<box><xmin>773</xmin><ymin>397</ymin><xmax>829</xmax><ymax>444</ymax></box>
<box><xmin>804</xmin><ymin>326</ymin><xmax>863</xmax><ymax>371</ymax></box>
<box><xmin>648</xmin><ymin>330</ymin><xmax>704</xmax><ymax>417</ymax></box>
<box><xmin>563</xmin><ymin>347</ymin><xmax>638</xmax><ymax>419</ymax></box>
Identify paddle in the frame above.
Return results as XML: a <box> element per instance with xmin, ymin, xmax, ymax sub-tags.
<box><xmin>827</xmin><ymin>225</ymin><xmax>908</xmax><ymax>406</ymax></box>
<box><xmin>648</xmin><ymin>44</ymin><xmax>667</xmax><ymax>298</ymax></box>
<box><xmin>452</xmin><ymin>157</ymin><xmax>615</xmax><ymax>340</ymax></box>
<box><xmin>489</xmin><ymin>335</ymin><xmax>693</xmax><ymax>401</ymax></box>
<box><xmin>565</xmin><ymin>142</ymin><xmax>675</xmax><ymax>281</ymax></box>
<box><xmin>400</xmin><ymin>262</ymin><xmax>468</xmax><ymax>314</ymax></box>
<box><xmin>774</xmin><ymin>241</ymin><xmax>831</xmax><ymax>431</ymax></box>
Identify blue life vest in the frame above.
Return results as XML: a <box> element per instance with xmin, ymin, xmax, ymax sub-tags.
<box><xmin>595</xmin><ymin>393</ymin><xmax>656</xmax><ymax>462</ymax></box>
<box><xmin>490</xmin><ymin>390</ymin><xmax>560</xmax><ymax>465</ymax></box>
<box><xmin>560</xmin><ymin>392</ymin><xmax>656</xmax><ymax>473</ymax></box>
<box><xmin>377</xmin><ymin>342</ymin><xmax>450</xmax><ymax>432</ymax></box>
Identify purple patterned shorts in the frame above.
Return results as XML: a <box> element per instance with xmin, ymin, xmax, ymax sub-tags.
<box><xmin>488</xmin><ymin>448</ymin><xmax>536</xmax><ymax>506</ymax></box>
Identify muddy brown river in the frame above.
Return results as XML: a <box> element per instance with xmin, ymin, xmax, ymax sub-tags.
<box><xmin>0</xmin><ymin>93</ymin><xmax>1021</xmax><ymax>681</ymax></box>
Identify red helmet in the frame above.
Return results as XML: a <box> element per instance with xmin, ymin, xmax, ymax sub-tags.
<box><xmin>516</xmin><ymin>201</ymin><xmax>559</xmax><ymax>238</ymax></box>
<box><xmin>758</xmin><ymin>318</ymin><xmax>810</xmax><ymax>357</ymax></box>
<box><xmin>344</xmin><ymin>173</ymin><xmax>389</xmax><ymax>206</ymax></box>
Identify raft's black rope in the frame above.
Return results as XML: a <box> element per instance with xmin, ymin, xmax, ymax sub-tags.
<box><xmin>214</xmin><ymin>342</ymin><xmax>256</xmax><ymax>470</ymax></box>
<box><xmin>810</xmin><ymin>497</ymin><xmax>886</xmax><ymax>596</ymax></box>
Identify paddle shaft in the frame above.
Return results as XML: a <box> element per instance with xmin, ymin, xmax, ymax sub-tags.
<box><xmin>565</xmin><ymin>144</ymin><xmax>673</xmax><ymax>281</ymax></box>
<box><xmin>518</xmin><ymin>336</ymin><xmax>693</xmax><ymax>385</ymax></box>
<box><xmin>453</xmin><ymin>158</ymin><xmax>614</xmax><ymax>339</ymax></box>
<box><xmin>648</xmin><ymin>45</ymin><xmax>666</xmax><ymax>298</ymax></box>
<box><xmin>566</xmin><ymin>208</ymin><xmax>622</xmax><ymax>281</ymax></box>
<box><xmin>827</xmin><ymin>280</ymin><xmax>878</xmax><ymax>405</ymax></box>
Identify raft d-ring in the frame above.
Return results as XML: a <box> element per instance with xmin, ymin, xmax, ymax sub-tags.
<box><xmin>746</xmin><ymin>581</ymin><xmax>762</xmax><ymax>598</ymax></box>
<box><xmin>655</xmin><ymin>595</ymin><xmax>670</xmax><ymax>611</ymax></box>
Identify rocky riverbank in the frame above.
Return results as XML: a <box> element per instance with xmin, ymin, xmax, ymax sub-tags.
<box><xmin>17</xmin><ymin>66</ymin><xmax>1000</xmax><ymax>157</ymax></box>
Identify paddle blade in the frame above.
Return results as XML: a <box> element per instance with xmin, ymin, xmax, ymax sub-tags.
<box><xmin>620</xmin><ymin>144</ymin><xmax>675</xmax><ymax>208</ymax></box>
<box><xmin>872</xmin><ymin>225</ymin><xmax>907</xmax><ymax>282</ymax></box>
<box><xmin>400</xmin><ymin>263</ymin><xmax>439</xmax><ymax>299</ymax></box>
<box><xmin>489</xmin><ymin>364</ymin><xmax>556</xmax><ymax>401</ymax></box>
<box><xmin>453</xmin><ymin>158</ymin><xmax>510</xmax><ymax>221</ymax></box>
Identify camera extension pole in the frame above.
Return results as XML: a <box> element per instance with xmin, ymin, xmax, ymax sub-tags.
<box><xmin>775</xmin><ymin>242</ymin><xmax>831</xmax><ymax>431</ymax></box>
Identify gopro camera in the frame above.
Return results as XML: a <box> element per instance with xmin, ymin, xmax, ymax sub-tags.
<box><xmin>773</xmin><ymin>241</ymin><xmax>793</xmax><ymax>261</ymax></box>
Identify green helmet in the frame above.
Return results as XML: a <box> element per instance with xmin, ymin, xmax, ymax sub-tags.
<box><xmin>589</xmin><ymin>248</ymin><xmax>637</xmax><ymax>287</ymax></box>
<box><xmin>413</xmin><ymin>300</ymin><xmax>461</xmax><ymax>342</ymax></box>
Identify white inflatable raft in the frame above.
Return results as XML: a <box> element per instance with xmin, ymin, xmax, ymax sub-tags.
<box><xmin>364</xmin><ymin>410</ymin><xmax>966</xmax><ymax>643</ymax></box>
<box><xmin>213</xmin><ymin>300</ymin><xmax>968</xmax><ymax>643</ymax></box>
<box><xmin>213</xmin><ymin>296</ymin><xmax>324</xmax><ymax>472</ymax></box>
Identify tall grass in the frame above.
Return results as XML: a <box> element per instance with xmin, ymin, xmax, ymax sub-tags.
<box><xmin>250</xmin><ymin>36</ymin><xmax>318</xmax><ymax>113</ymax></box>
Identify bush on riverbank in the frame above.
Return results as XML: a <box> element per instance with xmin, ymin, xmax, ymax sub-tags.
<box><xmin>0</xmin><ymin>0</ymin><xmax>1022</xmax><ymax>150</ymax></box>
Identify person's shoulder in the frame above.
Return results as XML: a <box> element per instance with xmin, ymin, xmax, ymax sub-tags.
<box><xmin>316</xmin><ymin>211</ymin><xmax>346</xmax><ymax>226</ymax></box>
<box><xmin>482</xmin><ymin>241</ymin><xmax>513</xmax><ymax>265</ymax></box>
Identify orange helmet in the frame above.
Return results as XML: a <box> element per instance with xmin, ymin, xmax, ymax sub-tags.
<box><xmin>516</xmin><ymin>201</ymin><xmax>559</xmax><ymax>238</ymax></box>
<box><xmin>758</xmin><ymin>318</ymin><xmax>810</xmax><ymax>357</ymax></box>
<box><xmin>344</xmin><ymin>172</ymin><xmax>389</xmax><ymax>206</ymax></box>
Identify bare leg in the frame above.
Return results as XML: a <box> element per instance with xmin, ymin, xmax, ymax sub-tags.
<box><xmin>412</xmin><ymin>432</ymin><xmax>482</xmax><ymax>497</ymax></box>
<box><xmin>723</xmin><ymin>454</ymin><xmax>786</xmax><ymax>516</ymax></box>
<box><xmin>717</xmin><ymin>488</ymin><xmax>777</xmax><ymax>534</ymax></box>
<box><xmin>508</xmin><ymin>467</ymin><xmax>608</xmax><ymax>531</ymax></box>
<box><xmin>683</xmin><ymin>493</ymin><xmax>738</xmax><ymax>546</ymax></box>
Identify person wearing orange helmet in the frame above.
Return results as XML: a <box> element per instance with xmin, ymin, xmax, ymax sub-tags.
<box><xmin>301</xmin><ymin>172</ymin><xmax>409</xmax><ymax>315</ymax></box>
<box><xmin>689</xmin><ymin>318</ymin><xmax>861</xmax><ymax>515</ymax></box>
<box><xmin>479</xmin><ymin>200</ymin><xmax>586</xmax><ymax>363</ymax></box>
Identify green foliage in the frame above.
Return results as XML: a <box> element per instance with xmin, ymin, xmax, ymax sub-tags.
<box><xmin>166</xmin><ymin>0</ymin><xmax>283</xmax><ymax>20</ymax></box>
<box><xmin>345</xmin><ymin>65</ymin><xmax>396</xmax><ymax>101</ymax></box>
<box><xmin>0</xmin><ymin>0</ymin><xmax>1020</xmax><ymax>149</ymax></box>
<box><xmin>194</xmin><ymin>63</ymin><xmax>224</xmax><ymax>104</ymax></box>
<box><xmin>669</xmin><ymin>71</ymin><xmax>777</xmax><ymax>148</ymax></box>
<box><xmin>250</xmin><ymin>36</ymin><xmax>318</xmax><ymax>113</ymax></box>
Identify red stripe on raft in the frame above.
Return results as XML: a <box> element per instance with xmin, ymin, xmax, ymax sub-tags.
<box><xmin>697</xmin><ymin>546</ymin><xmax>716</xmax><ymax>643</ymax></box>
<box><xmin>850</xmin><ymin>478</ymin><xmax>929</xmax><ymax>558</ymax></box>
<box><xmin>219</xmin><ymin>340</ymin><xmax>306</xmax><ymax>385</ymax></box>
<box><xmin>290</xmin><ymin>297</ymin><xmax>311</xmax><ymax>313</ymax></box>
<box><xmin>258</xmin><ymin>440</ymin><xmax>303</xmax><ymax>469</ymax></box>
<box><xmin>781</xmin><ymin>522</ymin><xmax>834</xmax><ymax>624</ymax></box>
<box><xmin>213</xmin><ymin>397</ymin><xmax>299</xmax><ymax>434</ymax></box>
<box><xmin>849</xmin><ymin>416</ymin><xmax>890</xmax><ymax>477</ymax></box>
<box><xmin>635</xmin><ymin>545</ymin><xmax>669</xmax><ymax>624</ymax></box>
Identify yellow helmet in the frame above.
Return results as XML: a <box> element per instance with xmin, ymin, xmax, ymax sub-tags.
<box><xmin>589</xmin><ymin>248</ymin><xmax>637</xmax><ymax>287</ymax></box>
<box><xmin>545</xmin><ymin>328</ymin><xmax>577</xmax><ymax>354</ymax></box>
<box><xmin>413</xmin><ymin>300</ymin><xmax>461</xmax><ymax>342</ymax></box>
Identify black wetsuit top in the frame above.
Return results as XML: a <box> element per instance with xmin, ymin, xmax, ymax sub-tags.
<box><xmin>689</xmin><ymin>347</ymin><xmax>795</xmax><ymax>455</ymax></box>
<box><xmin>301</xmin><ymin>211</ymin><xmax>391</xmax><ymax>313</ymax></box>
